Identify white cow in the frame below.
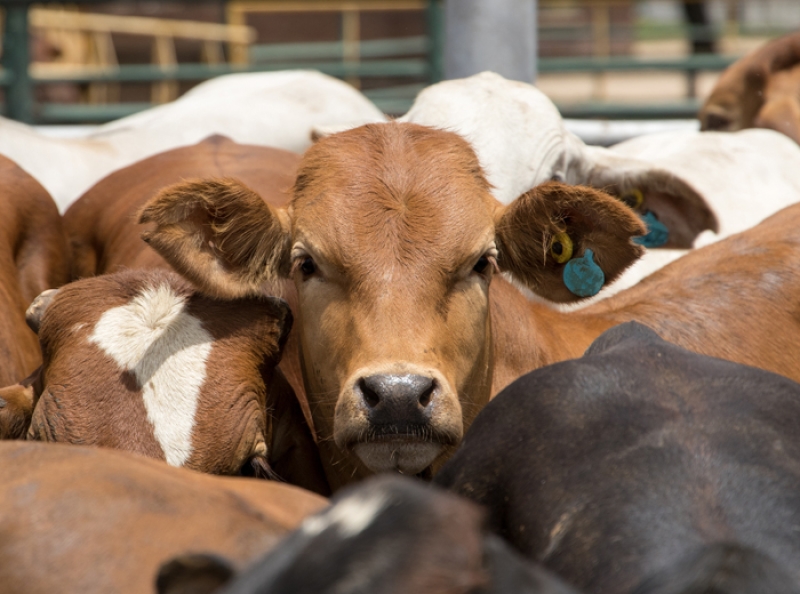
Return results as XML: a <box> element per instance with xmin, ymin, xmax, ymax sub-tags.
<box><xmin>399</xmin><ymin>71</ymin><xmax>800</xmax><ymax>296</ymax></box>
<box><xmin>0</xmin><ymin>70</ymin><xmax>386</xmax><ymax>211</ymax></box>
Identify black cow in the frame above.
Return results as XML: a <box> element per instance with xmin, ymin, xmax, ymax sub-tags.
<box><xmin>157</xmin><ymin>475</ymin><xmax>580</xmax><ymax>594</ymax></box>
<box><xmin>435</xmin><ymin>322</ymin><xmax>800</xmax><ymax>594</ymax></box>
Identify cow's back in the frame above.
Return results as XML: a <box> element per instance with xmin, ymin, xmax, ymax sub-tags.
<box><xmin>64</xmin><ymin>134</ymin><xmax>299</xmax><ymax>278</ymax></box>
<box><xmin>436</xmin><ymin>323</ymin><xmax>800</xmax><ymax>593</ymax></box>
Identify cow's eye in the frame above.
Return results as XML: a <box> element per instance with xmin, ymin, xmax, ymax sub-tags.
<box><xmin>300</xmin><ymin>257</ymin><xmax>317</xmax><ymax>276</ymax></box>
<box><xmin>549</xmin><ymin>232</ymin><xmax>573</xmax><ymax>264</ymax></box>
<box><xmin>473</xmin><ymin>255</ymin><xmax>491</xmax><ymax>274</ymax></box>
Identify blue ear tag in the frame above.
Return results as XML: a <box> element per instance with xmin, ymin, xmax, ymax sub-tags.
<box><xmin>633</xmin><ymin>211</ymin><xmax>669</xmax><ymax>248</ymax></box>
<box><xmin>563</xmin><ymin>248</ymin><xmax>605</xmax><ymax>298</ymax></box>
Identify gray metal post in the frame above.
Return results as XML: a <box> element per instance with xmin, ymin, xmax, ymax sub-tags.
<box><xmin>3</xmin><ymin>3</ymin><xmax>33</xmax><ymax>123</ymax></box>
<box><xmin>444</xmin><ymin>0</ymin><xmax>537</xmax><ymax>83</ymax></box>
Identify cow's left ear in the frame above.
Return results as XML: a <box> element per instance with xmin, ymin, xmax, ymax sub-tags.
<box><xmin>496</xmin><ymin>182</ymin><xmax>646</xmax><ymax>302</ymax></box>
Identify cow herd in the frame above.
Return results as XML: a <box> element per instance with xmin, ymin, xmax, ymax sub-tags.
<box><xmin>1</xmin><ymin>30</ymin><xmax>800</xmax><ymax>594</ymax></box>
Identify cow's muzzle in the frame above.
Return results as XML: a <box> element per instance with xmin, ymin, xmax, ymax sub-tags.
<box><xmin>335</xmin><ymin>371</ymin><xmax>463</xmax><ymax>475</ymax></box>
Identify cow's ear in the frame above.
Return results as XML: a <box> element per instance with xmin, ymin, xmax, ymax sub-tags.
<box><xmin>581</xmin><ymin>146</ymin><xmax>719</xmax><ymax>249</ymax></box>
<box><xmin>156</xmin><ymin>553</ymin><xmax>234</xmax><ymax>594</ymax></box>
<box><xmin>496</xmin><ymin>182</ymin><xmax>646</xmax><ymax>302</ymax></box>
<box><xmin>139</xmin><ymin>178</ymin><xmax>291</xmax><ymax>300</ymax></box>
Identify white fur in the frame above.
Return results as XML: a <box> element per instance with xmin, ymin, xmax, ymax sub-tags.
<box><xmin>1</xmin><ymin>70</ymin><xmax>386</xmax><ymax>211</ymax></box>
<box><xmin>89</xmin><ymin>284</ymin><xmax>213</xmax><ymax>466</ymax></box>
<box><xmin>301</xmin><ymin>490</ymin><xmax>390</xmax><ymax>538</ymax></box>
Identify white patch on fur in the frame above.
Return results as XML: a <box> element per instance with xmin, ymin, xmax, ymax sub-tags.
<box><xmin>301</xmin><ymin>490</ymin><xmax>390</xmax><ymax>538</ymax></box>
<box><xmin>89</xmin><ymin>283</ymin><xmax>212</xmax><ymax>466</ymax></box>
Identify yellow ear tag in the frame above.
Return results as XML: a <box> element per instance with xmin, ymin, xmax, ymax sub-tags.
<box><xmin>549</xmin><ymin>232</ymin><xmax>573</xmax><ymax>264</ymax></box>
<box><xmin>620</xmin><ymin>188</ymin><xmax>644</xmax><ymax>210</ymax></box>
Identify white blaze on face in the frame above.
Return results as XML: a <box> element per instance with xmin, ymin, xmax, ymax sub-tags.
<box><xmin>89</xmin><ymin>284</ymin><xmax>213</xmax><ymax>466</ymax></box>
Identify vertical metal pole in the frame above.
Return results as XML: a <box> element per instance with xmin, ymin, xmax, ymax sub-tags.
<box><xmin>3</xmin><ymin>3</ymin><xmax>32</xmax><ymax>123</ymax></box>
<box><xmin>426</xmin><ymin>0</ymin><xmax>444</xmax><ymax>84</ymax></box>
<box><xmin>444</xmin><ymin>0</ymin><xmax>537</xmax><ymax>83</ymax></box>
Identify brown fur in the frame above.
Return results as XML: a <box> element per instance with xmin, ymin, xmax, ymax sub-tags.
<box><xmin>0</xmin><ymin>440</ymin><xmax>326</xmax><ymax>594</ymax></box>
<box><xmin>0</xmin><ymin>156</ymin><xmax>69</xmax><ymax>391</ymax></box>
<box><xmin>700</xmin><ymin>31</ymin><xmax>800</xmax><ymax>143</ymax></box>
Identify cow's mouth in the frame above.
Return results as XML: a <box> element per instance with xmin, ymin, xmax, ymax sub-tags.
<box><xmin>348</xmin><ymin>424</ymin><xmax>458</xmax><ymax>475</ymax></box>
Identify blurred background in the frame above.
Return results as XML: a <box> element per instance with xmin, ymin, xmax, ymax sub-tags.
<box><xmin>0</xmin><ymin>0</ymin><xmax>798</xmax><ymax>128</ymax></box>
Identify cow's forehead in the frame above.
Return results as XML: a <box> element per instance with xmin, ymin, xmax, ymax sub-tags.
<box><xmin>290</xmin><ymin>123</ymin><xmax>499</xmax><ymax>267</ymax></box>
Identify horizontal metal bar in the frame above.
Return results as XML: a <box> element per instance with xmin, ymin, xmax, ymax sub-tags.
<box><xmin>251</xmin><ymin>36</ymin><xmax>429</xmax><ymax>62</ymax></box>
<box><xmin>369</xmin><ymin>97</ymin><xmax>414</xmax><ymax>114</ymax></box>
<box><xmin>539</xmin><ymin>55</ymin><xmax>736</xmax><ymax>73</ymax></box>
<box><xmin>363</xmin><ymin>82</ymin><xmax>425</xmax><ymax>99</ymax></box>
<box><xmin>557</xmin><ymin>100</ymin><xmax>703</xmax><ymax>120</ymax></box>
<box><xmin>37</xmin><ymin>102</ymin><xmax>153</xmax><ymax>123</ymax></box>
<box><xmin>32</xmin><ymin>60</ymin><xmax>429</xmax><ymax>83</ymax></box>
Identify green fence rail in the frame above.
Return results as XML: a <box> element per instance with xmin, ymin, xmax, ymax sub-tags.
<box><xmin>0</xmin><ymin>1</ymin><xmax>743</xmax><ymax>124</ymax></box>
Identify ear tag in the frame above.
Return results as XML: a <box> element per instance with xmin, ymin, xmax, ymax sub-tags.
<box><xmin>633</xmin><ymin>211</ymin><xmax>669</xmax><ymax>248</ymax></box>
<box><xmin>563</xmin><ymin>248</ymin><xmax>605</xmax><ymax>298</ymax></box>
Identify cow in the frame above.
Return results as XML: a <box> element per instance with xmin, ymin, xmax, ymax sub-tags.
<box><xmin>397</xmin><ymin>71</ymin><xmax>800</xmax><ymax>295</ymax></box>
<box><xmin>0</xmin><ymin>154</ymin><xmax>69</xmax><ymax>439</ymax></box>
<box><xmin>699</xmin><ymin>30</ymin><xmax>800</xmax><ymax>144</ymax></box>
<box><xmin>14</xmin><ymin>269</ymin><xmax>301</xmax><ymax>483</ymax></box>
<box><xmin>435</xmin><ymin>322</ymin><xmax>800</xmax><ymax>594</ymax></box>
<box><xmin>62</xmin><ymin>135</ymin><xmax>328</xmax><ymax>494</ymax></box>
<box><xmin>0</xmin><ymin>440</ymin><xmax>326</xmax><ymax>594</ymax></box>
<box><xmin>156</xmin><ymin>475</ymin><xmax>580</xmax><ymax>594</ymax></box>
<box><xmin>0</xmin><ymin>70</ymin><xmax>385</xmax><ymax>211</ymax></box>
<box><xmin>139</xmin><ymin>121</ymin><xmax>800</xmax><ymax>492</ymax></box>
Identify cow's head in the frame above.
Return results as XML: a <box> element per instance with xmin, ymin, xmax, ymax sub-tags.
<box><xmin>140</xmin><ymin>123</ymin><xmax>645</xmax><ymax>481</ymax></box>
<box><xmin>24</xmin><ymin>269</ymin><xmax>292</xmax><ymax>477</ymax></box>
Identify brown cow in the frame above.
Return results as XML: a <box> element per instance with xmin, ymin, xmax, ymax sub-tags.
<box><xmin>140</xmin><ymin>122</ymin><xmax>800</xmax><ymax>492</ymax></box>
<box><xmin>0</xmin><ymin>155</ymin><xmax>68</xmax><ymax>383</ymax></box>
<box><xmin>0</xmin><ymin>155</ymin><xmax>69</xmax><ymax>437</ymax></box>
<box><xmin>0</xmin><ymin>440</ymin><xmax>325</xmax><ymax>594</ymax></box>
<box><xmin>700</xmin><ymin>30</ymin><xmax>800</xmax><ymax>143</ymax></box>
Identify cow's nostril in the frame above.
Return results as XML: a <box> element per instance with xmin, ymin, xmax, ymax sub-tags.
<box><xmin>359</xmin><ymin>378</ymin><xmax>381</xmax><ymax>408</ymax></box>
<box><xmin>418</xmin><ymin>380</ymin><xmax>435</xmax><ymax>408</ymax></box>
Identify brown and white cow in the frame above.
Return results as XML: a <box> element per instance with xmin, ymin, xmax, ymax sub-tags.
<box><xmin>699</xmin><ymin>30</ymin><xmax>800</xmax><ymax>143</ymax></box>
<box><xmin>18</xmin><ymin>269</ymin><xmax>296</xmax><ymax>482</ymax></box>
<box><xmin>140</xmin><ymin>122</ymin><xmax>800</xmax><ymax>492</ymax></box>
<box><xmin>61</xmin><ymin>135</ymin><xmax>329</xmax><ymax>493</ymax></box>
<box><xmin>0</xmin><ymin>155</ymin><xmax>69</xmax><ymax>437</ymax></box>
<box><xmin>0</xmin><ymin>440</ymin><xmax>326</xmax><ymax>594</ymax></box>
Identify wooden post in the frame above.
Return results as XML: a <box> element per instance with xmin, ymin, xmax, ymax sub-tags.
<box><xmin>3</xmin><ymin>3</ymin><xmax>33</xmax><ymax>123</ymax></box>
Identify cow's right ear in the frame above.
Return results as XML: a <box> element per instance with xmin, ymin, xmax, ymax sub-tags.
<box><xmin>496</xmin><ymin>181</ymin><xmax>646</xmax><ymax>303</ymax></box>
<box><xmin>139</xmin><ymin>178</ymin><xmax>291</xmax><ymax>300</ymax></box>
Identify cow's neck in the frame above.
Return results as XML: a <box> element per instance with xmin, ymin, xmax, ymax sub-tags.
<box><xmin>489</xmin><ymin>277</ymin><xmax>615</xmax><ymax>397</ymax></box>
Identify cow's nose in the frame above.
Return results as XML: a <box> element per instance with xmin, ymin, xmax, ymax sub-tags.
<box><xmin>357</xmin><ymin>374</ymin><xmax>436</xmax><ymax>421</ymax></box>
